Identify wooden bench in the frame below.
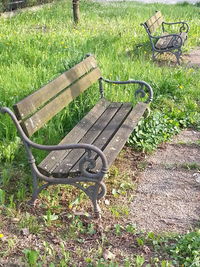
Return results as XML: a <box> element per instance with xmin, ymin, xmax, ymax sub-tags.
<box><xmin>0</xmin><ymin>55</ymin><xmax>153</xmax><ymax>218</ymax></box>
<box><xmin>141</xmin><ymin>11</ymin><xmax>189</xmax><ymax>64</ymax></box>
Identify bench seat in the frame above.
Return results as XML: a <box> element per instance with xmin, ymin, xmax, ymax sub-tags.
<box><xmin>39</xmin><ymin>99</ymin><xmax>147</xmax><ymax>177</ymax></box>
<box><xmin>155</xmin><ymin>32</ymin><xmax>187</xmax><ymax>50</ymax></box>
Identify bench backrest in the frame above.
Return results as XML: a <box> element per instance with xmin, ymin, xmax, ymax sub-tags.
<box><xmin>13</xmin><ymin>55</ymin><xmax>101</xmax><ymax>137</ymax></box>
<box><xmin>145</xmin><ymin>11</ymin><xmax>164</xmax><ymax>34</ymax></box>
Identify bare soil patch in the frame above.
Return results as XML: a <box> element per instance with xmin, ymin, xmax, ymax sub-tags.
<box><xmin>183</xmin><ymin>47</ymin><xmax>200</xmax><ymax>68</ymax></box>
<box><xmin>150</xmin><ymin>47</ymin><xmax>200</xmax><ymax>67</ymax></box>
<box><xmin>131</xmin><ymin>129</ymin><xmax>200</xmax><ymax>234</ymax></box>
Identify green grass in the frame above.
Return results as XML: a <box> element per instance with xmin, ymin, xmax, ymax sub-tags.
<box><xmin>0</xmin><ymin>0</ymin><xmax>200</xmax><ymax>265</ymax></box>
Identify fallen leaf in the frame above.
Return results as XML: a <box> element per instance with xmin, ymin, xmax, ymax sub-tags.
<box><xmin>104</xmin><ymin>199</ymin><xmax>110</xmax><ymax>205</ymax></box>
<box><xmin>103</xmin><ymin>250</ymin><xmax>116</xmax><ymax>260</ymax></box>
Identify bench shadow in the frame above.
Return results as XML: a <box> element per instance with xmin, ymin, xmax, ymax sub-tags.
<box><xmin>126</xmin><ymin>41</ymin><xmax>194</xmax><ymax>68</ymax></box>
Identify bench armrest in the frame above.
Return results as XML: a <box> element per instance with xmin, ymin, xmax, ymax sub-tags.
<box><xmin>0</xmin><ymin>107</ymin><xmax>108</xmax><ymax>180</ymax></box>
<box><xmin>162</xmin><ymin>21</ymin><xmax>189</xmax><ymax>33</ymax></box>
<box><xmin>100</xmin><ymin>78</ymin><xmax>153</xmax><ymax>104</ymax></box>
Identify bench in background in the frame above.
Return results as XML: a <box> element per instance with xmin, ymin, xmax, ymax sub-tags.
<box><xmin>0</xmin><ymin>55</ymin><xmax>153</xmax><ymax>218</ymax></box>
<box><xmin>141</xmin><ymin>11</ymin><xmax>189</xmax><ymax>64</ymax></box>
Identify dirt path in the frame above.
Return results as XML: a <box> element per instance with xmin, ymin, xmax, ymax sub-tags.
<box><xmin>131</xmin><ymin>129</ymin><xmax>200</xmax><ymax>234</ymax></box>
<box><xmin>183</xmin><ymin>48</ymin><xmax>200</xmax><ymax>68</ymax></box>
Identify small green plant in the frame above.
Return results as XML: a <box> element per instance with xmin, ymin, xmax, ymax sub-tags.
<box><xmin>0</xmin><ymin>137</ymin><xmax>20</xmax><ymax>162</ymax></box>
<box><xmin>126</xmin><ymin>223</ymin><xmax>136</xmax><ymax>234</ymax></box>
<box><xmin>136</xmin><ymin>238</ymin><xmax>144</xmax><ymax>246</ymax></box>
<box><xmin>43</xmin><ymin>210</ymin><xmax>59</xmax><ymax>226</ymax></box>
<box><xmin>114</xmin><ymin>224</ymin><xmax>123</xmax><ymax>236</ymax></box>
<box><xmin>181</xmin><ymin>162</ymin><xmax>200</xmax><ymax>170</ymax></box>
<box><xmin>0</xmin><ymin>189</ymin><xmax>6</xmax><ymax>205</ymax></box>
<box><xmin>166</xmin><ymin>230</ymin><xmax>200</xmax><ymax>266</ymax></box>
<box><xmin>135</xmin><ymin>255</ymin><xmax>145</xmax><ymax>267</ymax></box>
<box><xmin>19</xmin><ymin>212</ymin><xmax>41</xmax><ymax>234</ymax></box>
<box><xmin>129</xmin><ymin>111</ymin><xmax>180</xmax><ymax>152</ymax></box>
<box><xmin>23</xmin><ymin>249</ymin><xmax>39</xmax><ymax>267</ymax></box>
<box><xmin>110</xmin><ymin>205</ymin><xmax>129</xmax><ymax>218</ymax></box>
<box><xmin>60</xmin><ymin>242</ymin><xmax>71</xmax><ymax>264</ymax></box>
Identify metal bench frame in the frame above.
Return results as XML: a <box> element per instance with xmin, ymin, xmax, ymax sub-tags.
<box><xmin>141</xmin><ymin>11</ymin><xmax>189</xmax><ymax>64</ymax></box>
<box><xmin>7</xmin><ymin>0</ymin><xmax>25</xmax><ymax>11</ymax></box>
<box><xmin>0</xmin><ymin>55</ymin><xmax>153</xmax><ymax>218</ymax></box>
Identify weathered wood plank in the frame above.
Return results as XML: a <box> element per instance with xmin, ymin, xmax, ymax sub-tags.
<box><xmin>68</xmin><ymin>103</ymin><xmax>133</xmax><ymax>175</ymax></box>
<box><xmin>22</xmin><ymin>67</ymin><xmax>101</xmax><ymax>136</ymax></box>
<box><xmin>38</xmin><ymin>98</ymin><xmax>110</xmax><ymax>175</ymax></box>
<box><xmin>146</xmin><ymin>11</ymin><xmax>163</xmax><ymax>33</ymax></box>
<box><xmin>95</xmin><ymin>102</ymin><xmax>147</xmax><ymax>170</ymax></box>
<box><xmin>52</xmin><ymin>103</ymin><xmax>123</xmax><ymax>177</ymax></box>
<box><xmin>155</xmin><ymin>11</ymin><xmax>162</xmax><ymax>20</ymax></box>
<box><xmin>13</xmin><ymin>55</ymin><xmax>98</xmax><ymax>120</ymax></box>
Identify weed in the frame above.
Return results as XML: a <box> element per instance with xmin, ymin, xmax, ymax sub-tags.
<box><xmin>181</xmin><ymin>162</ymin><xmax>200</xmax><ymax>170</ymax></box>
<box><xmin>114</xmin><ymin>223</ymin><xmax>123</xmax><ymax>236</ymax></box>
<box><xmin>19</xmin><ymin>212</ymin><xmax>41</xmax><ymax>234</ymax></box>
<box><xmin>135</xmin><ymin>255</ymin><xmax>145</xmax><ymax>267</ymax></box>
<box><xmin>0</xmin><ymin>189</ymin><xmax>6</xmax><ymax>205</ymax></box>
<box><xmin>166</xmin><ymin>230</ymin><xmax>200</xmax><ymax>266</ymax></box>
<box><xmin>23</xmin><ymin>249</ymin><xmax>39</xmax><ymax>267</ymax></box>
<box><xmin>43</xmin><ymin>210</ymin><xmax>59</xmax><ymax>226</ymax></box>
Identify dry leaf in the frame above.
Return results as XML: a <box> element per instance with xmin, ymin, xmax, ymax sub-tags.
<box><xmin>103</xmin><ymin>249</ymin><xmax>116</xmax><ymax>260</ymax></box>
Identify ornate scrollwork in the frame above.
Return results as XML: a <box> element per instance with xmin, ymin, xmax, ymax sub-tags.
<box><xmin>171</xmin><ymin>36</ymin><xmax>182</xmax><ymax>48</ymax></box>
<box><xmin>84</xmin><ymin>183</ymin><xmax>107</xmax><ymax>200</ymax></box>
<box><xmin>79</xmin><ymin>149</ymin><xmax>97</xmax><ymax>178</ymax></box>
<box><xmin>180</xmin><ymin>24</ymin><xmax>187</xmax><ymax>33</ymax></box>
<box><xmin>101</xmin><ymin>78</ymin><xmax>153</xmax><ymax>104</ymax></box>
<box><xmin>135</xmin><ymin>85</ymin><xmax>146</xmax><ymax>99</ymax></box>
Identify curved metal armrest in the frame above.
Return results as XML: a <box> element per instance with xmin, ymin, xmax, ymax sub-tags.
<box><xmin>0</xmin><ymin>107</ymin><xmax>108</xmax><ymax>178</ymax></box>
<box><xmin>100</xmin><ymin>78</ymin><xmax>153</xmax><ymax>104</ymax></box>
<box><xmin>140</xmin><ymin>23</ymin><xmax>151</xmax><ymax>35</ymax></box>
<box><xmin>162</xmin><ymin>21</ymin><xmax>189</xmax><ymax>33</ymax></box>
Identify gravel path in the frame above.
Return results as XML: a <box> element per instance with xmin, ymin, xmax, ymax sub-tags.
<box><xmin>131</xmin><ymin>129</ymin><xmax>200</xmax><ymax>234</ymax></box>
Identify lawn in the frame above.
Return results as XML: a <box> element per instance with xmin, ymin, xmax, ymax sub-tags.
<box><xmin>0</xmin><ymin>0</ymin><xmax>200</xmax><ymax>265</ymax></box>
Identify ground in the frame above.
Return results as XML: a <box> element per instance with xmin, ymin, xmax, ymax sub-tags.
<box><xmin>131</xmin><ymin>129</ymin><xmax>200</xmax><ymax>233</ymax></box>
<box><xmin>0</xmin><ymin>133</ymin><xmax>199</xmax><ymax>265</ymax></box>
<box><xmin>184</xmin><ymin>48</ymin><xmax>200</xmax><ymax>68</ymax></box>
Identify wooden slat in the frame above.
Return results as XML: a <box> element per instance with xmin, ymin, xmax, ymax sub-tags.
<box><xmin>155</xmin><ymin>11</ymin><xmax>162</xmax><ymax>20</ymax></box>
<box><xmin>22</xmin><ymin>67</ymin><xmax>101</xmax><ymax>136</ymax></box>
<box><xmin>52</xmin><ymin>103</ymin><xmax>123</xmax><ymax>176</ymax></box>
<box><xmin>146</xmin><ymin>16</ymin><xmax>157</xmax><ymax>29</ymax></box>
<box><xmin>67</xmin><ymin>103</ymin><xmax>133</xmax><ymax>175</ymax></box>
<box><xmin>157</xmin><ymin>16</ymin><xmax>164</xmax><ymax>26</ymax></box>
<box><xmin>13</xmin><ymin>55</ymin><xmax>98</xmax><ymax>120</ymax></box>
<box><xmin>95</xmin><ymin>102</ymin><xmax>148</xmax><ymax>170</ymax></box>
<box><xmin>148</xmin><ymin>24</ymin><xmax>157</xmax><ymax>34</ymax></box>
<box><xmin>155</xmin><ymin>34</ymin><xmax>172</xmax><ymax>49</ymax></box>
<box><xmin>38</xmin><ymin>98</ymin><xmax>110</xmax><ymax>175</ymax></box>
<box><xmin>146</xmin><ymin>11</ymin><xmax>163</xmax><ymax>33</ymax></box>
<box><xmin>155</xmin><ymin>32</ymin><xmax>187</xmax><ymax>50</ymax></box>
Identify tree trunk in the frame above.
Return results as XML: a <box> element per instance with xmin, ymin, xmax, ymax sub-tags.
<box><xmin>72</xmin><ymin>0</ymin><xmax>80</xmax><ymax>24</ymax></box>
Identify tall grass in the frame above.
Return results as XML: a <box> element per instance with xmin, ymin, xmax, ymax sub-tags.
<box><xmin>0</xmin><ymin>0</ymin><xmax>199</xmax><ymax>157</ymax></box>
